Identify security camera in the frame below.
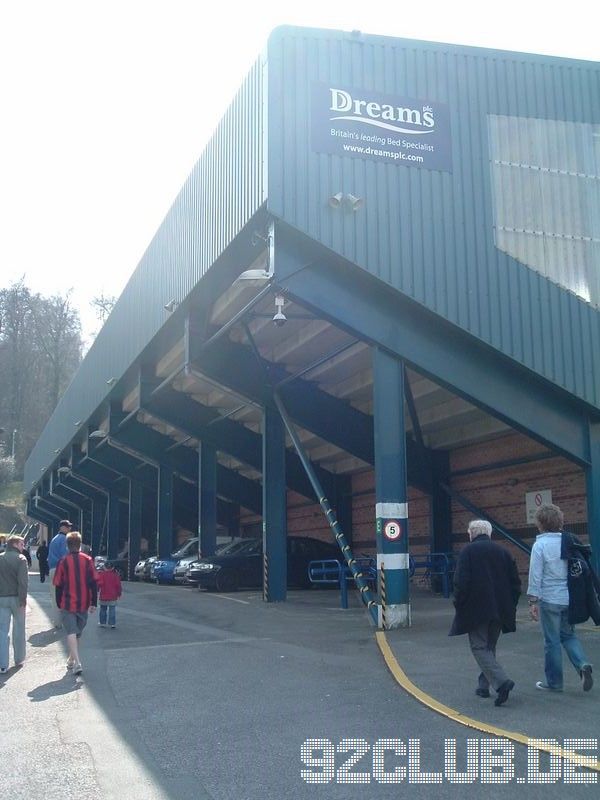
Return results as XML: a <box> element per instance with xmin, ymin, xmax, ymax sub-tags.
<box><xmin>272</xmin><ymin>294</ymin><xmax>287</xmax><ymax>327</ymax></box>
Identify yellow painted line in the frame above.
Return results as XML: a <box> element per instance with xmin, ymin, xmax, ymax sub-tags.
<box><xmin>376</xmin><ymin>631</ymin><xmax>600</xmax><ymax>772</ymax></box>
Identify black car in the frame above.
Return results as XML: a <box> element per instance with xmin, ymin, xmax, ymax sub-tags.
<box><xmin>186</xmin><ymin>536</ymin><xmax>341</xmax><ymax>592</ymax></box>
<box><xmin>94</xmin><ymin>555</ymin><xmax>128</xmax><ymax>580</ymax></box>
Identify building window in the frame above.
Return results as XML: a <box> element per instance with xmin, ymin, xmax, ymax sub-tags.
<box><xmin>488</xmin><ymin>114</ymin><xmax>600</xmax><ymax>307</ymax></box>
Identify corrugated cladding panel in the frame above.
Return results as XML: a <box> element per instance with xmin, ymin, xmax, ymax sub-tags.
<box><xmin>25</xmin><ymin>58</ymin><xmax>265</xmax><ymax>491</ymax></box>
<box><xmin>266</xmin><ymin>26</ymin><xmax>600</xmax><ymax>409</ymax></box>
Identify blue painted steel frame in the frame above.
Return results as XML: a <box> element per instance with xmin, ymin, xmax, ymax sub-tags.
<box><xmin>262</xmin><ymin>407</ymin><xmax>287</xmax><ymax>601</ymax></box>
<box><xmin>273</xmin><ymin>223</ymin><xmax>595</xmax><ymax>466</ymax></box>
<box><xmin>198</xmin><ymin>442</ymin><xmax>217</xmax><ymax>558</ymax></box>
<box><xmin>373</xmin><ymin>349</ymin><xmax>410</xmax><ymax>627</ymax></box>
<box><xmin>129</xmin><ymin>480</ymin><xmax>143</xmax><ymax>579</ymax></box>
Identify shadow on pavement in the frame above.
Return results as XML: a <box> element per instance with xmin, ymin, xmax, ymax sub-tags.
<box><xmin>28</xmin><ymin>629</ymin><xmax>63</xmax><ymax>648</ymax></box>
<box><xmin>27</xmin><ymin>675</ymin><xmax>83</xmax><ymax>702</ymax></box>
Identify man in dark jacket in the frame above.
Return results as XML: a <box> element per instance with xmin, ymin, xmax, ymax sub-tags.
<box><xmin>450</xmin><ymin>520</ymin><xmax>521</xmax><ymax>706</ymax></box>
<box><xmin>36</xmin><ymin>542</ymin><xmax>49</xmax><ymax>583</ymax></box>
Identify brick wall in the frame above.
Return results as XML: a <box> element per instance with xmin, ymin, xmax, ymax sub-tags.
<box><xmin>238</xmin><ymin>430</ymin><xmax>588</xmax><ymax>578</ymax></box>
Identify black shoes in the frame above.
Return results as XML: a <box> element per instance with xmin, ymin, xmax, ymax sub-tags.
<box><xmin>494</xmin><ymin>679</ymin><xmax>515</xmax><ymax>706</ymax></box>
<box><xmin>475</xmin><ymin>688</ymin><xmax>490</xmax><ymax>698</ymax></box>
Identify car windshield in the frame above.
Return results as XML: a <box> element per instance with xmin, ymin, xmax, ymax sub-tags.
<box><xmin>171</xmin><ymin>538</ymin><xmax>199</xmax><ymax>559</ymax></box>
<box><xmin>215</xmin><ymin>539</ymin><xmax>258</xmax><ymax>556</ymax></box>
<box><xmin>223</xmin><ymin>538</ymin><xmax>262</xmax><ymax>556</ymax></box>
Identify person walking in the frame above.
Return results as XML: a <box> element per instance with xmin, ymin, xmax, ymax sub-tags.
<box><xmin>0</xmin><ymin>534</ymin><xmax>29</xmax><ymax>674</ymax></box>
<box><xmin>36</xmin><ymin>541</ymin><xmax>49</xmax><ymax>583</ymax></box>
<box><xmin>52</xmin><ymin>531</ymin><xmax>98</xmax><ymax>675</ymax></box>
<box><xmin>528</xmin><ymin>503</ymin><xmax>594</xmax><ymax>692</ymax></box>
<box><xmin>96</xmin><ymin>562</ymin><xmax>122</xmax><ymax>628</ymax></box>
<box><xmin>450</xmin><ymin>520</ymin><xmax>521</xmax><ymax>706</ymax></box>
<box><xmin>47</xmin><ymin>520</ymin><xmax>72</xmax><ymax>627</ymax></box>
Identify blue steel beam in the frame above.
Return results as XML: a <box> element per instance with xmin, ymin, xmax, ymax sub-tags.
<box><xmin>37</xmin><ymin>491</ymin><xmax>76</xmax><ymax>522</ymax></box>
<box><xmin>262</xmin><ymin>406</ymin><xmax>287</xmax><ymax>602</ymax></box>
<box><xmin>112</xmin><ymin>416</ymin><xmax>262</xmax><ymax>514</ymax></box>
<box><xmin>188</xmin><ymin>340</ymin><xmax>432</xmax><ymax>491</ymax></box>
<box><xmin>157</xmin><ymin>464</ymin><xmax>173</xmax><ymax>560</ymax></box>
<box><xmin>107</xmin><ymin>490</ymin><xmax>120</xmax><ymax>560</ymax></box>
<box><xmin>373</xmin><ymin>348</ymin><xmax>410</xmax><ymax>629</ymax></box>
<box><xmin>27</xmin><ymin>498</ymin><xmax>58</xmax><ymax>526</ymax></box>
<box><xmin>586</xmin><ymin>421</ymin><xmax>600</xmax><ymax>573</ymax></box>
<box><xmin>140</xmin><ymin>386</ymin><xmax>335</xmax><ymax>502</ymax></box>
<box><xmin>273</xmin><ymin>223</ymin><xmax>593</xmax><ymax>466</ymax></box>
<box><xmin>198</xmin><ymin>442</ymin><xmax>217</xmax><ymax>558</ymax></box>
<box><xmin>59</xmin><ymin>473</ymin><xmax>107</xmax><ymax>505</ymax></box>
<box><xmin>128</xmin><ymin>480</ymin><xmax>143</xmax><ymax>579</ymax></box>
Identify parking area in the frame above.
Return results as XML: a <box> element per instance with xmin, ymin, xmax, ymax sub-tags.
<box><xmin>1</xmin><ymin>577</ymin><xmax>599</xmax><ymax>799</ymax></box>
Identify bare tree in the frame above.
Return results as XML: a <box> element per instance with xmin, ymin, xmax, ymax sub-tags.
<box><xmin>90</xmin><ymin>292</ymin><xmax>117</xmax><ymax>323</ymax></box>
<box><xmin>0</xmin><ymin>281</ymin><xmax>83</xmax><ymax>476</ymax></box>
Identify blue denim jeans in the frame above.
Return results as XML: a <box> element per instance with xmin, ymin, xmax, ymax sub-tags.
<box><xmin>0</xmin><ymin>596</ymin><xmax>26</xmax><ymax>669</ymax></box>
<box><xmin>99</xmin><ymin>604</ymin><xmax>116</xmax><ymax>626</ymax></box>
<box><xmin>539</xmin><ymin>602</ymin><xmax>588</xmax><ymax>689</ymax></box>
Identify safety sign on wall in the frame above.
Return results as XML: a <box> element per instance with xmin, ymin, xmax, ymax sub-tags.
<box><xmin>525</xmin><ymin>489</ymin><xmax>553</xmax><ymax>524</ymax></box>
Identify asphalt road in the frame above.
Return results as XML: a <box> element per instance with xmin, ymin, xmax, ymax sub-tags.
<box><xmin>1</xmin><ymin>577</ymin><xmax>598</xmax><ymax>799</ymax></box>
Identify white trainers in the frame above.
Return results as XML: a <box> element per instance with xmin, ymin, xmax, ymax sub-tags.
<box><xmin>0</xmin><ymin>667</ymin><xmax>7</xmax><ymax>674</ymax></box>
<box><xmin>73</xmin><ymin>662</ymin><xmax>83</xmax><ymax>675</ymax></box>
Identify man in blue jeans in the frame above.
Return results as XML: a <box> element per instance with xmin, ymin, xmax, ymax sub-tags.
<box><xmin>0</xmin><ymin>535</ymin><xmax>29</xmax><ymax>673</ymax></box>
<box><xmin>47</xmin><ymin>519</ymin><xmax>72</xmax><ymax>627</ymax></box>
<box><xmin>527</xmin><ymin>503</ymin><xmax>593</xmax><ymax>692</ymax></box>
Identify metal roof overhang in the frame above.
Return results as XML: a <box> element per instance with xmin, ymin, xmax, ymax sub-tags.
<box><xmin>27</xmin><ymin>222</ymin><xmax>597</xmax><ymax>513</ymax></box>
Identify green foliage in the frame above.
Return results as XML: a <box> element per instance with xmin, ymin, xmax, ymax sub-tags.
<box><xmin>0</xmin><ymin>481</ymin><xmax>23</xmax><ymax>506</ymax></box>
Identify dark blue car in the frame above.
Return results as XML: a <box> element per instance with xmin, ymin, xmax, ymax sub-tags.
<box><xmin>186</xmin><ymin>536</ymin><xmax>340</xmax><ymax>592</ymax></box>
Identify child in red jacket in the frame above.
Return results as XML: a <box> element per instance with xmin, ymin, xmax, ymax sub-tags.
<box><xmin>96</xmin><ymin>562</ymin><xmax>122</xmax><ymax>628</ymax></box>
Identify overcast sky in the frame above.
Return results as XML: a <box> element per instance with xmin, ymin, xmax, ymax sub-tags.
<box><xmin>1</xmin><ymin>0</ymin><xmax>597</xmax><ymax>343</ymax></box>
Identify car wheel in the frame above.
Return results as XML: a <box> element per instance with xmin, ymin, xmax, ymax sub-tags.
<box><xmin>215</xmin><ymin>570</ymin><xmax>239</xmax><ymax>593</ymax></box>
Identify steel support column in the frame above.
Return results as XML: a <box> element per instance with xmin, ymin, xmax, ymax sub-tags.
<box><xmin>373</xmin><ymin>348</ymin><xmax>410</xmax><ymax>629</ymax></box>
<box><xmin>91</xmin><ymin>498</ymin><xmax>106</xmax><ymax>558</ymax></box>
<box><xmin>262</xmin><ymin>406</ymin><xmax>287</xmax><ymax>602</ymax></box>
<box><xmin>198</xmin><ymin>442</ymin><xmax>217</xmax><ymax>557</ymax></box>
<box><xmin>107</xmin><ymin>490</ymin><xmax>120</xmax><ymax>560</ymax></box>
<box><xmin>586</xmin><ymin>420</ymin><xmax>600</xmax><ymax>574</ymax></box>
<box><xmin>335</xmin><ymin>476</ymin><xmax>353</xmax><ymax>547</ymax></box>
<box><xmin>129</xmin><ymin>480</ymin><xmax>143</xmax><ymax>580</ymax></box>
<box><xmin>157</xmin><ymin>464</ymin><xmax>173</xmax><ymax>560</ymax></box>
<box><xmin>431</xmin><ymin>451</ymin><xmax>452</xmax><ymax>553</ymax></box>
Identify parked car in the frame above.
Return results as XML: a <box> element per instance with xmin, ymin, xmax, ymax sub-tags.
<box><xmin>94</xmin><ymin>555</ymin><xmax>128</xmax><ymax>579</ymax></box>
<box><xmin>134</xmin><ymin>557</ymin><xmax>151</xmax><ymax>580</ymax></box>
<box><xmin>153</xmin><ymin>538</ymin><xmax>200</xmax><ymax>585</ymax></box>
<box><xmin>186</xmin><ymin>536</ymin><xmax>341</xmax><ymax>592</ymax></box>
<box><xmin>141</xmin><ymin>556</ymin><xmax>158</xmax><ymax>581</ymax></box>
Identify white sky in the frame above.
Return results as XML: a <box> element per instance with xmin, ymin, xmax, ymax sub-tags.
<box><xmin>1</xmin><ymin>0</ymin><xmax>597</xmax><ymax>343</ymax></box>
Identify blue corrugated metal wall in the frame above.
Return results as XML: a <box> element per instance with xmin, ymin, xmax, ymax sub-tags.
<box><xmin>25</xmin><ymin>57</ymin><xmax>265</xmax><ymax>491</ymax></box>
<box><xmin>266</xmin><ymin>26</ymin><xmax>600</xmax><ymax>409</ymax></box>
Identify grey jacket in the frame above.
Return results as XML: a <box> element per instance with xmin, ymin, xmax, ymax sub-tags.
<box><xmin>0</xmin><ymin>545</ymin><xmax>29</xmax><ymax>605</ymax></box>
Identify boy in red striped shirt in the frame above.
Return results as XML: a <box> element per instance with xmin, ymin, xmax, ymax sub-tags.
<box><xmin>53</xmin><ymin>531</ymin><xmax>98</xmax><ymax>675</ymax></box>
